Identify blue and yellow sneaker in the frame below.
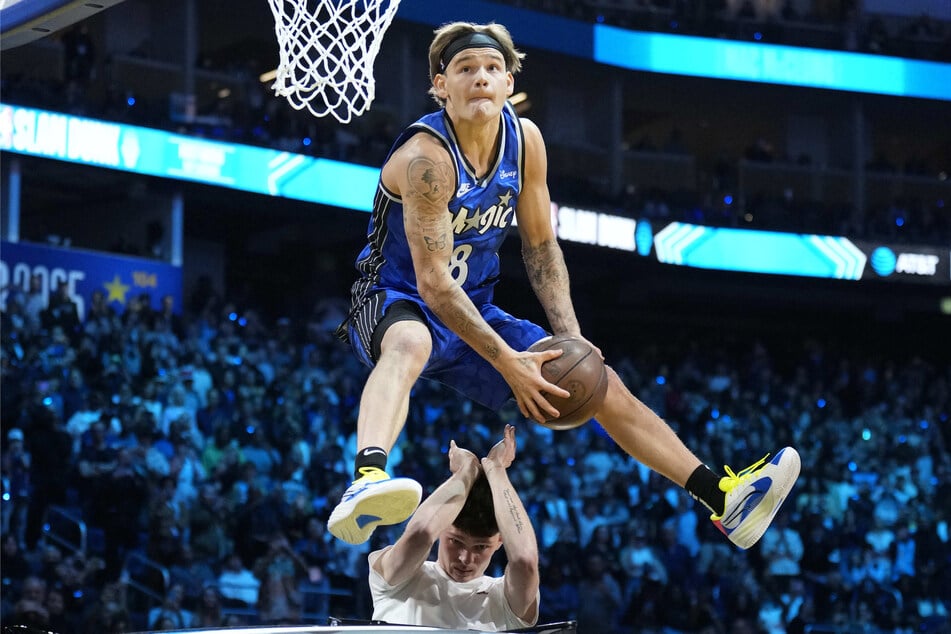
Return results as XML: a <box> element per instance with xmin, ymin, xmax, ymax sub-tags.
<box><xmin>711</xmin><ymin>447</ymin><xmax>801</xmax><ymax>549</ymax></box>
<box><xmin>327</xmin><ymin>467</ymin><xmax>423</xmax><ymax>545</ymax></box>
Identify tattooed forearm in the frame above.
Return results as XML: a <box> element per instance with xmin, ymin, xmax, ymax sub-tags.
<box><xmin>502</xmin><ymin>489</ymin><xmax>525</xmax><ymax>533</ymax></box>
<box><xmin>523</xmin><ymin>239</ymin><xmax>567</xmax><ymax>290</ymax></box>
<box><xmin>522</xmin><ymin>239</ymin><xmax>578</xmax><ymax>331</ymax></box>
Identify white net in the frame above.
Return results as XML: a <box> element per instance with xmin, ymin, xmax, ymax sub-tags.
<box><xmin>267</xmin><ymin>0</ymin><xmax>401</xmax><ymax>124</ymax></box>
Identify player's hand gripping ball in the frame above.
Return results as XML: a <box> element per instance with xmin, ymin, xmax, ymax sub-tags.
<box><xmin>528</xmin><ymin>335</ymin><xmax>608</xmax><ymax>430</ymax></box>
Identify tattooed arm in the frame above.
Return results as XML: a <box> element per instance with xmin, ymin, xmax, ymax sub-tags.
<box><xmin>515</xmin><ymin>119</ymin><xmax>582</xmax><ymax>336</ymax></box>
<box><xmin>381</xmin><ymin>133</ymin><xmax>567</xmax><ymax>423</ymax></box>
<box><xmin>483</xmin><ymin>425</ymin><xmax>539</xmax><ymax>624</ymax></box>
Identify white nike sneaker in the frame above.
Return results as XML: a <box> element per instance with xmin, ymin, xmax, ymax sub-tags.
<box><xmin>327</xmin><ymin>467</ymin><xmax>423</xmax><ymax>545</ymax></box>
<box><xmin>711</xmin><ymin>447</ymin><xmax>801</xmax><ymax>550</ymax></box>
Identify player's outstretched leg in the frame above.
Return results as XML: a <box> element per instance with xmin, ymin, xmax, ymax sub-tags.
<box><xmin>327</xmin><ymin>467</ymin><xmax>423</xmax><ymax>545</ymax></box>
<box><xmin>711</xmin><ymin>447</ymin><xmax>801</xmax><ymax>549</ymax></box>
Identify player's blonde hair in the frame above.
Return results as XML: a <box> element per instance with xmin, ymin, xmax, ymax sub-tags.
<box><xmin>427</xmin><ymin>22</ymin><xmax>525</xmax><ymax>107</ymax></box>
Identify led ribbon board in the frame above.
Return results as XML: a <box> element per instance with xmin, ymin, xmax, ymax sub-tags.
<box><xmin>0</xmin><ymin>103</ymin><xmax>380</xmax><ymax>212</ymax></box>
<box><xmin>594</xmin><ymin>25</ymin><xmax>951</xmax><ymax>101</ymax></box>
<box><xmin>653</xmin><ymin>222</ymin><xmax>950</xmax><ymax>284</ymax></box>
<box><xmin>3</xmin><ymin>104</ymin><xmax>947</xmax><ymax>285</ymax></box>
<box><xmin>396</xmin><ymin>0</ymin><xmax>951</xmax><ymax>101</ymax></box>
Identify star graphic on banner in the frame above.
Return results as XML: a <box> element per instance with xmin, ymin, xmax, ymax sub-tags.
<box><xmin>498</xmin><ymin>191</ymin><xmax>513</xmax><ymax>207</ymax></box>
<box><xmin>103</xmin><ymin>275</ymin><xmax>130</xmax><ymax>304</ymax></box>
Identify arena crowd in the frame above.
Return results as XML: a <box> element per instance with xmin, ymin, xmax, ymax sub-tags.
<box><xmin>1</xmin><ymin>275</ymin><xmax>948</xmax><ymax>634</ymax></box>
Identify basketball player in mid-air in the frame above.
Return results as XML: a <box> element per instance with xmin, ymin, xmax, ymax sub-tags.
<box><xmin>330</xmin><ymin>21</ymin><xmax>800</xmax><ymax>551</ymax></box>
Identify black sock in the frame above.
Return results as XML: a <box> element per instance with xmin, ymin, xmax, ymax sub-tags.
<box><xmin>354</xmin><ymin>447</ymin><xmax>387</xmax><ymax>479</ymax></box>
<box><xmin>685</xmin><ymin>465</ymin><xmax>725</xmax><ymax>515</ymax></box>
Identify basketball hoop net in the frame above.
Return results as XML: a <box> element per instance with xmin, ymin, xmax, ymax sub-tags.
<box><xmin>267</xmin><ymin>0</ymin><xmax>401</xmax><ymax>124</ymax></box>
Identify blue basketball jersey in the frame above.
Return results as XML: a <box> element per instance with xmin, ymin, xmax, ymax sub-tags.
<box><xmin>349</xmin><ymin>101</ymin><xmax>525</xmax><ymax>309</ymax></box>
<box><xmin>338</xmin><ymin>102</ymin><xmax>550</xmax><ymax>410</ymax></box>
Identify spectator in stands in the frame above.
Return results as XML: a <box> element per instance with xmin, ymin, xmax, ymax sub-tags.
<box><xmin>98</xmin><ymin>445</ymin><xmax>149</xmax><ymax>576</ymax></box>
<box><xmin>147</xmin><ymin>475</ymin><xmax>188</xmax><ymax>567</ymax></box>
<box><xmin>22</xmin><ymin>273</ymin><xmax>47</xmax><ymax>333</ymax></box>
<box><xmin>189</xmin><ymin>481</ymin><xmax>233</xmax><ymax>563</ymax></box>
<box><xmin>253</xmin><ymin>531</ymin><xmax>307</xmax><ymax>625</ymax></box>
<box><xmin>76</xmin><ymin>418</ymin><xmax>119</xmax><ymax>523</ymax></box>
<box><xmin>577</xmin><ymin>552</ymin><xmax>623</xmax><ymax>634</ymax></box>
<box><xmin>218</xmin><ymin>552</ymin><xmax>261</xmax><ymax>609</ymax></box>
<box><xmin>538</xmin><ymin>563</ymin><xmax>579</xmax><ymax>625</ymax></box>
<box><xmin>148</xmin><ymin>581</ymin><xmax>194</xmax><ymax>630</ymax></box>
<box><xmin>8</xmin><ymin>574</ymin><xmax>50</xmax><ymax>629</ymax></box>
<box><xmin>759</xmin><ymin>511</ymin><xmax>804</xmax><ymax>592</ymax></box>
<box><xmin>618</xmin><ymin>523</ymin><xmax>667</xmax><ymax>608</ymax></box>
<box><xmin>82</xmin><ymin>579</ymin><xmax>129</xmax><ymax>634</ymax></box>
<box><xmin>193</xmin><ymin>582</ymin><xmax>225</xmax><ymax>628</ymax></box>
<box><xmin>42</xmin><ymin>284</ymin><xmax>81</xmax><ymax>341</ymax></box>
<box><xmin>169</xmin><ymin>543</ymin><xmax>217</xmax><ymax>610</ymax></box>
<box><xmin>2</xmin><ymin>428</ymin><xmax>31</xmax><ymax>548</ymax></box>
<box><xmin>367</xmin><ymin>425</ymin><xmax>539</xmax><ymax>630</ymax></box>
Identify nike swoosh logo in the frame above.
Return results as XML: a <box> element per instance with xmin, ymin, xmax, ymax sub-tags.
<box><xmin>722</xmin><ymin>476</ymin><xmax>772</xmax><ymax>527</ymax></box>
<box><xmin>356</xmin><ymin>514</ymin><xmax>381</xmax><ymax>529</ymax></box>
<box><xmin>723</xmin><ymin>490</ymin><xmax>760</xmax><ymax>526</ymax></box>
<box><xmin>363</xmin><ymin>449</ymin><xmax>386</xmax><ymax>457</ymax></box>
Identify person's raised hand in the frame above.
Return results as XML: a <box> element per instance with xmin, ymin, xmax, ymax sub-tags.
<box><xmin>483</xmin><ymin>424</ymin><xmax>516</xmax><ymax>472</ymax></box>
<box><xmin>449</xmin><ymin>439</ymin><xmax>480</xmax><ymax>480</ymax></box>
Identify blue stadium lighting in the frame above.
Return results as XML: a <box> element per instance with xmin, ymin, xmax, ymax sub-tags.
<box><xmin>593</xmin><ymin>26</ymin><xmax>951</xmax><ymax>101</ymax></box>
<box><xmin>711</xmin><ymin>408</ymin><xmax>720</xmax><ymax>419</ymax></box>
<box><xmin>653</xmin><ymin>222</ymin><xmax>868</xmax><ymax>280</ymax></box>
<box><xmin>126</xmin><ymin>96</ymin><xmax>135</xmax><ymax>106</ymax></box>
<box><xmin>655</xmin><ymin>375</ymin><xmax>666</xmax><ymax>385</ymax></box>
<box><xmin>566</xmin><ymin>458</ymin><xmax>576</xmax><ymax>466</ymax></box>
<box><xmin>0</xmin><ymin>103</ymin><xmax>381</xmax><ymax>213</ymax></box>
<box><xmin>898</xmin><ymin>435</ymin><xmax>906</xmax><ymax>443</ymax></box>
<box><xmin>2</xmin><ymin>493</ymin><xmax>9</xmax><ymax>501</ymax></box>
<box><xmin>753</xmin><ymin>32</ymin><xmax>763</xmax><ymax>41</ymax></box>
<box><xmin>229</xmin><ymin>312</ymin><xmax>238</xmax><ymax>321</ymax></box>
<box><xmin>302</xmin><ymin>137</ymin><xmax>312</xmax><ymax>146</ymax></box>
<box><xmin>921</xmin><ymin>420</ymin><xmax>930</xmax><ymax>428</ymax></box>
<box><xmin>848</xmin><ymin>461</ymin><xmax>857</xmax><ymax>472</ymax></box>
<box><xmin>895</xmin><ymin>217</ymin><xmax>905</xmax><ymax>227</ymax></box>
<box><xmin>724</xmin><ymin>195</ymin><xmax>733</xmax><ymax>205</ymax></box>
<box><xmin>246</xmin><ymin>426</ymin><xmax>255</xmax><ymax>434</ymax></box>
<box><xmin>862</xmin><ymin>428</ymin><xmax>871</xmax><ymax>441</ymax></box>
<box><xmin>817</xmin><ymin>398</ymin><xmax>826</xmax><ymax>408</ymax></box>
<box><xmin>43</xmin><ymin>397</ymin><xmax>52</xmax><ymax>406</ymax></box>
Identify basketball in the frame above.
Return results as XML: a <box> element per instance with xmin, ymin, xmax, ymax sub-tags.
<box><xmin>527</xmin><ymin>335</ymin><xmax>608</xmax><ymax>430</ymax></box>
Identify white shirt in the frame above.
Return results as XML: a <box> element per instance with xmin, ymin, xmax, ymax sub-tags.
<box><xmin>217</xmin><ymin>569</ymin><xmax>261</xmax><ymax>605</ymax></box>
<box><xmin>368</xmin><ymin>548</ymin><xmax>537</xmax><ymax>632</ymax></box>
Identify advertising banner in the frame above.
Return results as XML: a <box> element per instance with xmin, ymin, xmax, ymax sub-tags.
<box><xmin>0</xmin><ymin>240</ymin><xmax>183</xmax><ymax>320</ymax></box>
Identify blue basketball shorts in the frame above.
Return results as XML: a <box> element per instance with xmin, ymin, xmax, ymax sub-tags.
<box><xmin>345</xmin><ymin>289</ymin><xmax>548</xmax><ymax>411</ymax></box>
